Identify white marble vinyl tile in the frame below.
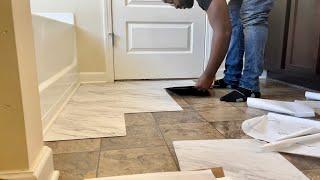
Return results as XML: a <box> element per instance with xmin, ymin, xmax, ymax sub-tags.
<box><xmin>44</xmin><ymin>80</ymin><xmax>194</xmax><ymax>141</ymax></box>
<box><xmin>86</xmin><ymin>170</ymin><xmax>217</xmax><ymax>180</ymax></box>
<box><xmin>173</xmin><ymin>139</ymin><xmax>308</xmax><ymax>180</ymax></box>
<box><xmin>44</xmin><ymin>101</ymin><xmax>126</xmax><ymax>141</ymax></box>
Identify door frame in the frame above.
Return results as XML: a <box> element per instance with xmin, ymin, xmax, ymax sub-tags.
<box><xmin>204</xmin><ymin>16</ymin><xmax>226</xmax><ymax>79</ymax></box>
<box><xmin>103</xmin><ymin>0</ymin><xmax>115</xmax><ymax>82</ymax></box>
<box><xmin>103</xmin><ymin>0</ymin><xmax>213</xmax><ymax>82</ymax></box>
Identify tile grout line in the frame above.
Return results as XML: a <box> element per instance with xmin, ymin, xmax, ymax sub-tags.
<box><xmin>96</xmin><ymin>138</ymin><xmax>103</xmax><ymax>178</ymax></box>
<box><xmin>186</xmin><ymin>100</ymin><xmax>232</xmax><ymax>138</ymax></box>
<box><xmin>153</xmin><ymin>96</ymin><xmax>227</xmax><ymax>167</ymax></box>
<box><xmin>151</xmin><ymin>112</ymin><xmax>181</xmax><ymax>170</ymax></box>
<box><xmin>188</xmin><ymin>102</ymin><xmax>217</xmax><ymax>123</ymax></box>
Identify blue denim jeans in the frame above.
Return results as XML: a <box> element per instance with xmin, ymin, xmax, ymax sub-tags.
<box><xmin>223</xmin><ymin>0</ymin><xmax>274</xmax><ymax>92</ymax></box>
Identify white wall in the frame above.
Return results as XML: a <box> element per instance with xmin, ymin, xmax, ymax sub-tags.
<box><xmin>30</xmin><ymin>0</ymin><xmax>107</xmax><ymax>74</ymax></box>
<box><xmin>33</xmin><ymin>13</ymin><xmax>76</xmax><ymax>83</ymax></box>
<box><xmin>32</xmin><ymin>13</ymin><xmax>79</xmax><ymax>130</ymax></box>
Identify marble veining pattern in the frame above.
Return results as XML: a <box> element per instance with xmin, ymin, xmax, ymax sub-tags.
<box><xmin>44</xmin><ymin>80</ymin><xmax>194</xmax><ymax>141</ymax></box>
<box><xmin>173</xmin><ymin>139</ymin><xmax>309</xmax><ymax>180</ymax></box>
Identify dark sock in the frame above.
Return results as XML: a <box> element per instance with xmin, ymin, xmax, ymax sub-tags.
<box><xmin>212</xmin><ymin>79</ymin><xmax>238</xmax><ymax>89</ymax></box>
<box><xmin>220</xmin><ymin>87</ymin><xmax>261</xmax><ymax>102</ymax></box>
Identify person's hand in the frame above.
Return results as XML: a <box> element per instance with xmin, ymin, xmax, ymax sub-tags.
<box><xmin>195</xmin><ymin>74</ymin><xmax>214</xmax><ymax>90</ymax></box>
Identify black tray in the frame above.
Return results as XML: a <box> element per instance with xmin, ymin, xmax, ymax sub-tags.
<box><xmin>166</xmin><ymin>86</ymin><xmax>211</xmax><ymax>97</ymax></box>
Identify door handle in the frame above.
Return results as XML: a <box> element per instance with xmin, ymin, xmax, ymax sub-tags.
<box><xmin>108</xmin><ymin>32</ymin><xmax>115</xmax><ymax>46</ymax></box>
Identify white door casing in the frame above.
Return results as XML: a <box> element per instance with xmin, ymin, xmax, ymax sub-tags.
<box><xmin>112</xmin><ymin>0</ymin><xmax>206</xmax><ymax>80</ymax></box>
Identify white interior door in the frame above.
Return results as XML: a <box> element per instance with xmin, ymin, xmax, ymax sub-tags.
<box><xmin>113</xmin><ymin>0</ymin><xmax>206</xmax><ymax>80</ymax></box>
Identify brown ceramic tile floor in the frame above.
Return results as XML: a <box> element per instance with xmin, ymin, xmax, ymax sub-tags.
<box><xmin>45</xmin><ymin>79</ymin><xmax>320</xmax><ymax>180</ymax></box>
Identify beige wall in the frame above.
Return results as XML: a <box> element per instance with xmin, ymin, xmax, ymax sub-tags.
<box><xmin>0</xmin><ymin>0</ymin><xmax>43</xmax><ymax>171</ymax></box>
<box><xmin>30</xmin><ymin>0</ymin><xmax>106</xmax><ymax>73</ymax></box>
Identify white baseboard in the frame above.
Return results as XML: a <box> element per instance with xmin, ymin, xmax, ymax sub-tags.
<box><xmin>38</xmin><ymin>62</ymin><xmax>79</xmax><ymax>133</ymax></box>
<box><xmin>38</xmin><ymin>61</ymin><xmax>77</xmax><ymax>92</ymax></box>
<box><xmin>80</xmin><ymin>72</ymin><xmax>109</xmax><ymax>83</ymax></box>
<box><xmin>0</xmin><ymin>147</ymin><xmax>59</xmax><ymax>180</ymax></box>
<box><xmin>42</xmin><ymin>82</ymin><xmax>80</xmax><ymax>135</ymax></box>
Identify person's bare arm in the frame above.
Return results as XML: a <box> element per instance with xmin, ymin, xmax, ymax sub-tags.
<box><xmin>196</xmin><ymin>0</ymin><xmax>231</xmax><ymax>89</ymax></box>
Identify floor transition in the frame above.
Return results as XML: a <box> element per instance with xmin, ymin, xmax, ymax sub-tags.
<box><xmin>45</xmin><ymin>79</ymin><xmax>320</xmax><ymax>180</ymax></box>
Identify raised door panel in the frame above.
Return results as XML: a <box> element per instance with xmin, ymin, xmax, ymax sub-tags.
<box><xmin>113</xmin><ymin>0</ymin><xmax>206</xmax><ymax>80</ymax></box>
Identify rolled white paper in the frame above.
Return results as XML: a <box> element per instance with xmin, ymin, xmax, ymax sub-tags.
<box><xmin>277</xmin><ymin>127</ymin><xmax>320</xmax><ymax>141</ymax></box>
<box><xmin>242</xmin><ymin>113</ymin><xmax>320</xmax><ymax>158</ymax></box>
<box><xmin>294</xmin><ymin>100</ymin><xmax>320</xmax><ymax>109</ymax></box>
<box><xmin>247</xmin><ymin>98</ymin><xmax>315</xmax><ymax>118</ymax></box>
<box><xmin>305</xmin><ymin>91</ymin><xmax>320</xmax><ymax>101</ymax></box>
<box><xmin>262</xmin><ymin>133</ymin><xmax>320</xmax><ymax>152</ymax></box>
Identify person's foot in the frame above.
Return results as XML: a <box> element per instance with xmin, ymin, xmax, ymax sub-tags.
<box><xmin>220</xmin><ymin>87</ymin><xmax>261</xmax><ymax>102</ymax></box>
<box><xmin>212</xmin><ymin>79</ymin><xmax>238</xmax><ymax>89</ymax></box>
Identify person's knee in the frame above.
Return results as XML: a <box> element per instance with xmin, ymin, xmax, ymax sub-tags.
<box><xmin>240</xmin><ymin>11</ymin><xmax>270</xmax><ymax>27</ymax></box>
<box><xmin>240</xmin><ymin>0</ymin><xmax>273</xmax><ymax>27</ymax></box>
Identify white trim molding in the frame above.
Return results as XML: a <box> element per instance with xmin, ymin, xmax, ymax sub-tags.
<box><xmin>38</xmin><ymin>61</ymin><xmax>79</xmax><ymax>132</ymax></box>
<box><xmin>42</xmin><ymin>82</ymin><xmax>80</xmax><ymax>135</ymax></box>
<box><xmin>103</xmin><ymin>0</ymin><xmax>115</xmax><ymax>82</ymax></box>
<box><xmin>80</xmin><ymin>72</ymin><xmax>108</xmax><ymax>83</ymax></box>
<box><xmin>0</xmin><ymin>147</ymin><xmax>59</xmax><ymax>180</ymax></box>
<box><xmin>38</xmin><ymin>61</ymin><xmax>77</xmax><ymax>92</ymax></box>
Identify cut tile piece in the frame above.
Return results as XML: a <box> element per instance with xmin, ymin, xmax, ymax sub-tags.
<box><xmin>45</xmin><ymin>80</ymin><xmax>194</xmax><ymax>141</ymax></box>
<box><xmin>87</xmin><ymin>170</ymin><xmax>216</xmax><ymax>180</ymax></box>
<box><xmin>98</xmin><ymin>146</ymin><xmax>177</xmax><ymax>177</ymax></box>
<box><xmin>247</xmin><ymin>98</ymin><xmax>315</xmax><ymax>117</ymax></box>
<box><xmin>173</xmin><ymin>139</ymin><xmax>309</xmax><ymax>180</ymax></box>
<box><xmin>242</xmin><ymin>113</ymin><xmax>320</xmax><ymax>158</ymax></box>
<box><xmin>44</xmin><ymin>109</ymin><xmax>126</xmax><ymax>141</ymax></box>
